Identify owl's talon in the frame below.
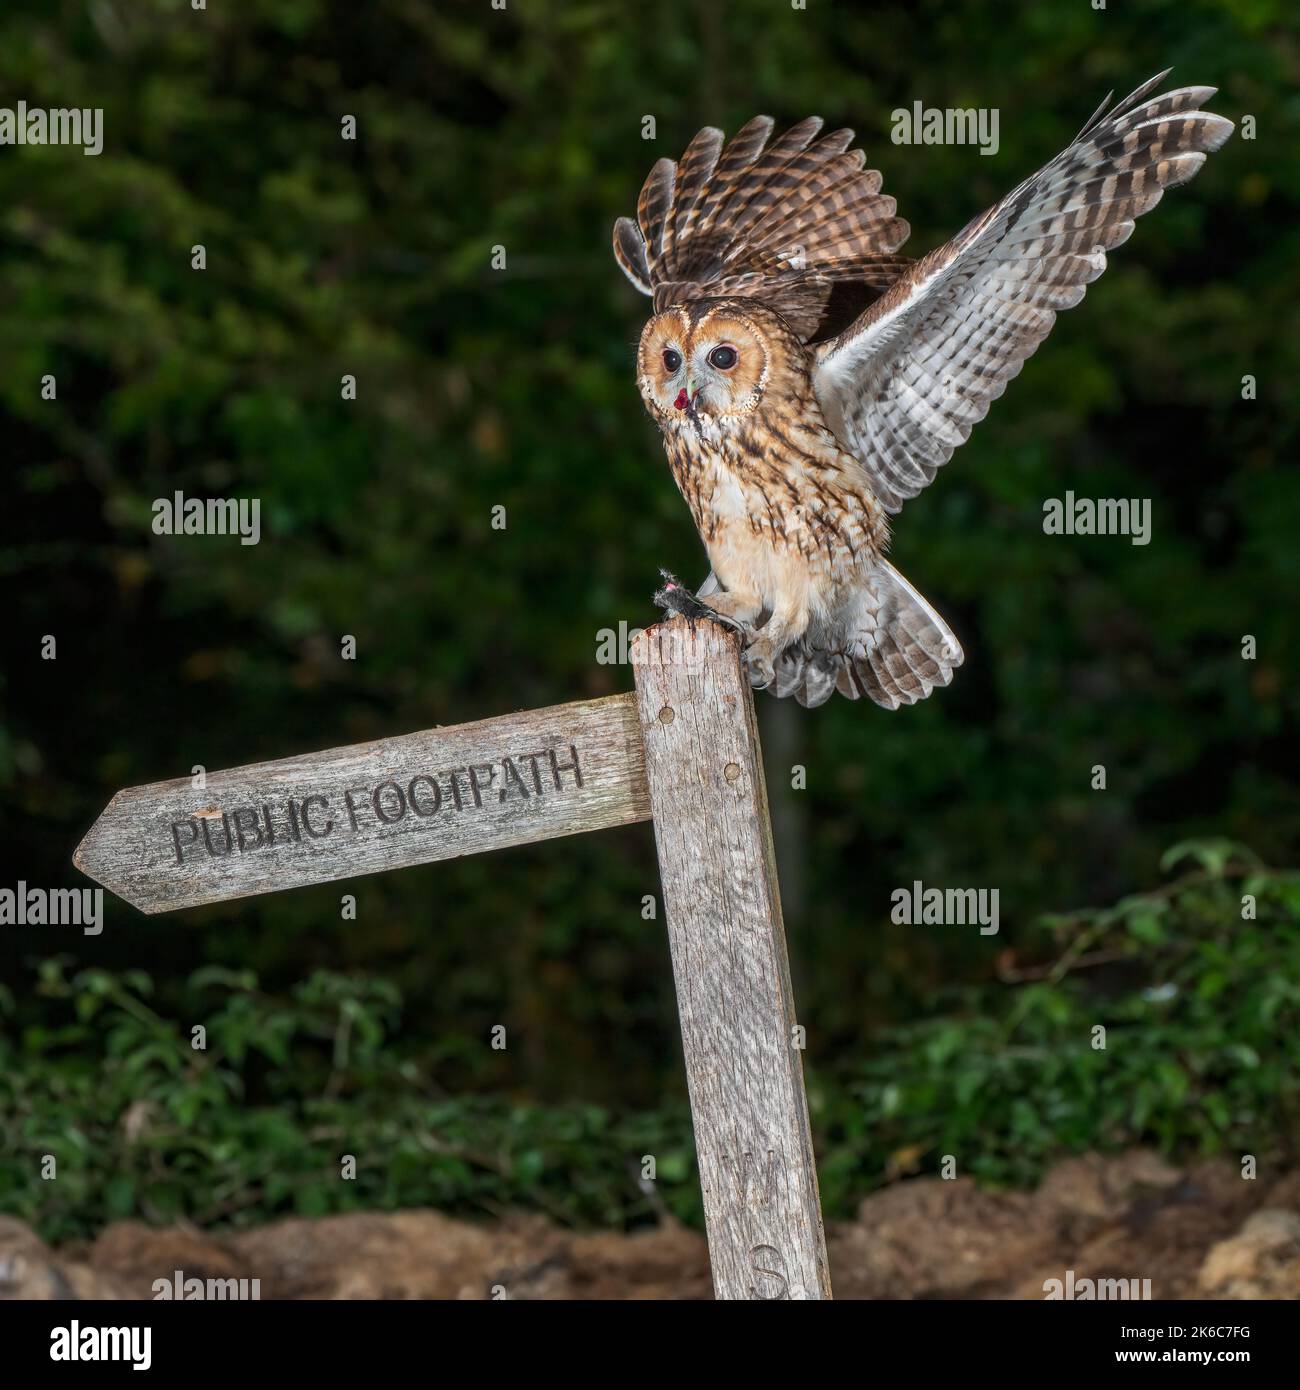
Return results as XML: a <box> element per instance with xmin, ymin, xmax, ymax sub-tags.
<box><xmin>743</xmin><ymin>644</ymin><xmax>776</xmax><ymax>690</ymax></box>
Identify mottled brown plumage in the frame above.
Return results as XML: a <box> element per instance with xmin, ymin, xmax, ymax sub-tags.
<box><xmin>614</xmin><ymin>74</ymin><xmax>1233</xmax><ymax>707</ymax></box>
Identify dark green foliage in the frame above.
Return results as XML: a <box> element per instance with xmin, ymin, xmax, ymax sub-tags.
<box><xmin>819</xmin><ymin>841</ymin><xmax>1300</xmax><ymax>1197</ymax></box>
<box><xmin>4</xmin><ymin>845</ymin><xmax>1295</xmax><ymax>1242</ymax></box>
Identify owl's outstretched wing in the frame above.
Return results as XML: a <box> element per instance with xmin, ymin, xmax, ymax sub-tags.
<box><xmin>812</xmin><ymin>72</ymin><xmax>1234</xmax><ymax>514</ymax></box>
<box><xmin>613</xmin><ymin>116</ymin><xmax>912</xmax><ymax>342</ymax></box>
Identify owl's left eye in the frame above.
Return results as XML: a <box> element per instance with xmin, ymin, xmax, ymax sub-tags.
<box><xmin>662</xmin><ymin>349</ymin><xmax>682</xmax><ymax>373</ymax></box>
<box><xmin>708</xmin><ymin>345</ymin><xmax>738</xmax><ymax>370</ymax></box>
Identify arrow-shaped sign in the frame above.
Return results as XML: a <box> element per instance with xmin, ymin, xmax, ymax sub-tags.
<box><xmin>74</xmin><ymin>693</ymin><xmax>650</xmax><ymax>914</ymax></box>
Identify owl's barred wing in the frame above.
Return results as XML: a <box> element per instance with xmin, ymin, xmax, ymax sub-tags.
<box><xmin>613</xmin><ymin>116</ymin><xmax>912</xmax><ymax>341</ymax></box>
<box><xmin>812</xmin><ymin>72</ymin><xmax>1234</xmax><ymax>514</ymax></box>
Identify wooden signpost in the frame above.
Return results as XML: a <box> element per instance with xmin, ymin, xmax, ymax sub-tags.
<box><xmin>73</xmin><ymin>615</ymin><xmax>831</xmax><ymax>1300</ymax></box>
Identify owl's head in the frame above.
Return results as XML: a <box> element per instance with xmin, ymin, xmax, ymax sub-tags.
<box><xmin>636</xmin><ymin>299</ymin><xmax>802</xmax><ymax>429</ymax></box>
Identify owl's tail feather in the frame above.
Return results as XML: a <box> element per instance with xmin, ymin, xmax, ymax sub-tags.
<box><xmin>772</xmin><ymin>561</ymin><xmax>963</xmax><ymax>709</ymax></box>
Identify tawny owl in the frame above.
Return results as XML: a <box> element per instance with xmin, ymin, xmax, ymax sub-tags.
<box><xmin>613</xmin><ymin>72</ymin><xmax>1232</xmax><ymax>708</ymax></box>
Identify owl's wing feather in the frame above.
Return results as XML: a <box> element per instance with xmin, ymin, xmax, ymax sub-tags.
<box><xmin>812</xmin><ymin>72</ymin><xmax>1233</xmax><ymax>513</ymax></box>
<box><xmin>613</xmin><ymin>116</ymin><xmax>912</xmax><ymax>342</ymax></box>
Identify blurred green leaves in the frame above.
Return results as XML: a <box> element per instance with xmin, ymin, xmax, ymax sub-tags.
<box><xmin>824</xmin><ymin>841</ymin><xmax>1300</xmax><ymax>1192</ymax></box>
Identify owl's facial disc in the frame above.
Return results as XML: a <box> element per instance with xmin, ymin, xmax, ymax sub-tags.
<box><xmin>637</xmin><ymin>305</ymin><xmax>769</xmax><ymax>424</ymax></box>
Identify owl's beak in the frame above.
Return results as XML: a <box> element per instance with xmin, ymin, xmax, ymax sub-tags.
<box><xmin>684</xmin><ymin>375</ymin><xmax>701</xmax><ymax>414</ymax></box>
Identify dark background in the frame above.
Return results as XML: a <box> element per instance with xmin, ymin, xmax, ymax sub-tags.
<box><xmin>2</xmin><ymin>0</ymin><xmax>1297</xmax><ymax>1237</ymax></box>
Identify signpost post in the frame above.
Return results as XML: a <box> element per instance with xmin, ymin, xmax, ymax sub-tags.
<box><xmin>73</xmin><ymin>615</ymin><xmax>832</xmax><ymax>1300</ymax></box>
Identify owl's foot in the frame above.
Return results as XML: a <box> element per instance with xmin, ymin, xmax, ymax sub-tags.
<box><xmin>652</xmin><ymin>570</ymin><xmax>746</xmax><ymax>635</ymax></box>
<box><xmin>741</xmin><ymin>636</ymin><xmax>777</xmax><ymax>690</ymax></box>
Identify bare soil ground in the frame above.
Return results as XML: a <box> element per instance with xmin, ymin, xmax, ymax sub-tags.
<box><xmin>4</xmin><ymin>1150</ymin><xmax>1299</xmax><ymax>1299</ymax></box>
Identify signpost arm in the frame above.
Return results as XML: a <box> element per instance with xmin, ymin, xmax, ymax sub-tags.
<box><xmin>72</xmin><ymin>694</ymin><xmax>650</xmax><ymax>914</ymax></box>
<box><xmin>631</xmin><ymin>616</ymin><xmax>832</xmax><ymax>1301</ymax></box>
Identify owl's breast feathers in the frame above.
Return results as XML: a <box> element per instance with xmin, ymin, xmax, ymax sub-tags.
<box><xmin>660</xmin><ymin>386</ymin><xmax>888</xmax><ymax>595</ymax></box>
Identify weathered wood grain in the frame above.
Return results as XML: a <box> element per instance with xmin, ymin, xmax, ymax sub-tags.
<box><xmin>631</xmin><ymin>617</ymin><xmax>832</xmax><ymax>1300</ymax></box>
<box><xmin>74</xmin><ymin>693</ymin><xmax>650</xmax><ymax>914</ymax></box>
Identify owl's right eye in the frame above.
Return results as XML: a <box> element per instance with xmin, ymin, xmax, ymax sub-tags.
<box><xmin>662</xmin><ymin>349</ymin><xmax>682</xmax><ymax>373</ymax></box>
